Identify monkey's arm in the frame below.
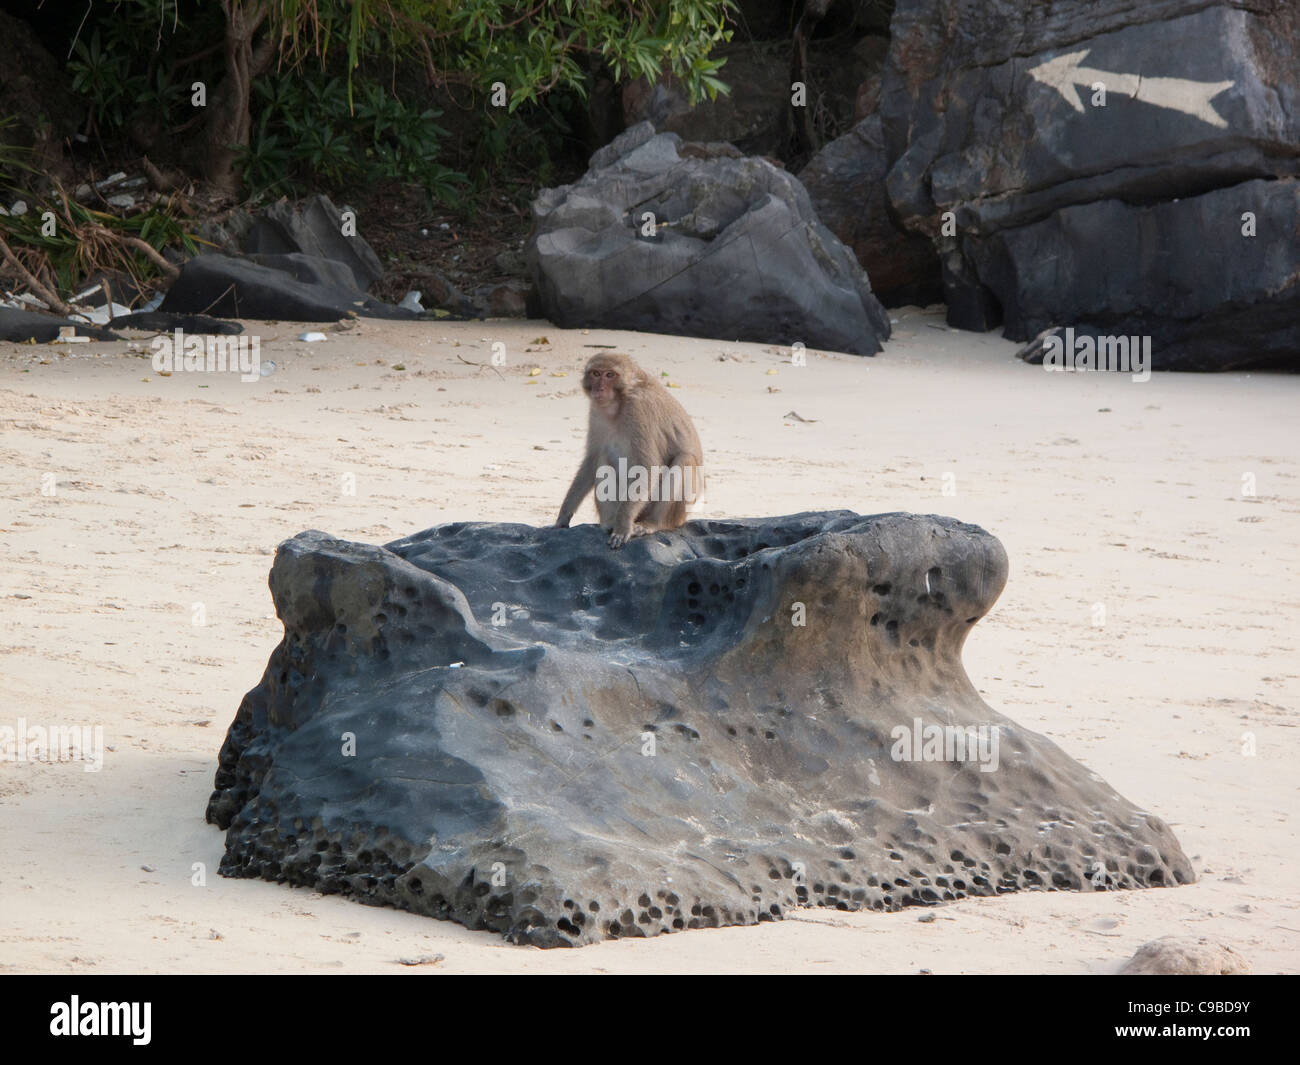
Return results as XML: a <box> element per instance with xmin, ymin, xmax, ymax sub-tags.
<box><xmin>555</xmin><ymin>452</ymin><xmax>598</xmax><ymax>527</ymax></box>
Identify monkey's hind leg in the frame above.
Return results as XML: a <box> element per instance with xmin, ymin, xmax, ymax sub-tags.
<box><xmin>640</xmin><ymin>453</ymin><xmax>702</xmax><ymax>531</ymax></box>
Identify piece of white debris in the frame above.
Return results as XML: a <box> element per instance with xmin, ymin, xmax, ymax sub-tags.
<box><xmin>298</xmin><ymin>332</ymin><xmax>327</xmax><ymax>342</ymax></box>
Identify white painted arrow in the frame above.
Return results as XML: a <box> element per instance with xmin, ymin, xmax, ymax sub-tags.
<box><xmin>1027</xmin><ymin>49</ymin><xmax>1233</xmax><ymax>128</ymax></box>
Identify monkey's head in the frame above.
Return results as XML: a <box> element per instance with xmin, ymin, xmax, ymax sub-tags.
<box><xmin>582</xmin><ymin>353</ymin><xmax>640</xmax><ymax>414</ymax></box>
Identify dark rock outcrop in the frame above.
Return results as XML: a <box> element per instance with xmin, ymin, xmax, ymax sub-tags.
<box><xmin>799</xmin><ymin>115</ymin><xmax>942</xmax><ymax>307</ymax></box>
<box><xmin>877</xmin><ymin>0</ymin><xmax>1300</xmax><ymax>368</ymax></box>
<box><xmin>243</xmin><ymin>195</ymin><xmax>384</xmax><ymax>292</ymax></box>
<box><xmin>528</xmin><ymin>122</ymin><xmax>891</xmax><ymax>355</ymax></box>
<box><xmin>206</xmin><ymin>511</ymin><xmax>1194</xmax><ymax>947</ymax></box>
<box><xmin>160</xmin><ymin>253</ymin><xmax>421</xmax><ymax>322</ymax></box>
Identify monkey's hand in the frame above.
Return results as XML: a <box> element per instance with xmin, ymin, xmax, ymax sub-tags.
<box><xmin>607</xmin><ymin>530</ymin><xmax>630</xmax><ymax>549</ymax></box>
<box><xmin>554</xmin><ymin>513</ymin><xmax>572</xmax><ymax>529</ymax></box>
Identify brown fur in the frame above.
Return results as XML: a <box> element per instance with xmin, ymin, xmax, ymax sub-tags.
<box><xmin>555</xmin><ymin>353</ymin><xmax>705</xmax><ymax>548</ymax></box>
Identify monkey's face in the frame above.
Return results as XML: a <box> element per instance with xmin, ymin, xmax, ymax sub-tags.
<box><xmin>585</xmin><ymin>365</ymin><xmax>621</xmax><ymax>411</ymax></box>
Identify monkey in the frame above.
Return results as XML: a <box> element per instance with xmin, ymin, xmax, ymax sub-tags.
<box><xmin>555</xmin><ymin>353</ymin><xmax>705</xmax><ymax>549</ymax></box>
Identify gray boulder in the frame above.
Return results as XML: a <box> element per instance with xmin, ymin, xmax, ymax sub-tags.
<box><xmin>243</xmin><ymin>195</ymin><xmax>384</xmax><ymax>292</ymax></box>
<box><xmin>876</xmin><ymin>0</ymin><xmax>1300</xmax><ymax>368</ymax></box>
<box><xmin>206</xmin><ymin>511</ymin><xmax>1193</xmax><ymax>947</ymax></box>
<box><xmin>528</xmin><ymin>122</ymin><xmax>891</xmax><ymax>355</ymax></box>
<box><xmin>159</xmin><ymin>253</ymin><xmax>421</xmax><ymax>322</ymax></box>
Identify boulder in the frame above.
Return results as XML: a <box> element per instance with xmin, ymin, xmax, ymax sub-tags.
<box><xmin>243</xmin><ymin>195</ymin><xmax>384</xmax><ymax>292</ymax></box>
<box><xmin>799</xmin><ymin>115</ymin><xmax>942</xmax><ymax>307</ymax></box>
<box><xmin>159</xmin><ymin>253</ymin><xmax>421</xmax><ymax>322</ymax></box>
<box><xmin>1120</xmin><ymin>936</ymin><xmax>1250</xmax><ymax>975</ymax></box>
<box><xmin>877</xmin><ymin>0</ymin><xmax>1300</xmax><ymax>368</ymax></box>
<box><xmin>528</xmin><ymin>123</ymin><xmax>891</xmax><ymax>355</ymax></box>
<box><xmin>206</xmin><ymin>511</ymin><xmax>1194</xmax><ymax>947</ymax></box>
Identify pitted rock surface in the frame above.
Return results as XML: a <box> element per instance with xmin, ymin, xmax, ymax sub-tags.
<box><xmin>206</xmin><ymin>512</ymin><xmax>1194</xmax><ymax>946</ymax></box>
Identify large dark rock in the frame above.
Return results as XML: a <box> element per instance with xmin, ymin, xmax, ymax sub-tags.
<box><xmin>243</xmin><ymin>195</ymin><xmax>384</xmax><ymax>292</ymax></box>
<box><xmin>206</xmin><ymin>511</ymin><xmax>1194</xmax><ymax>947</ymax></box>
<box><xmin>160</xmin><ymin>253</ymin><xmax>420</xmax><ymax>322</ymax></box>
<box><xmin>799</xmin><ymin>115</ymin><xmax>942</xmax><ymax>307</ymax></box>
<box><xmin>528</xmin><ymin>123</ymin><xmax>891</xmax><ymax>355</ymax></box>
<box><xmin>878</xmin><ymin>0</ymin><xmax>1300</xmax><ymax>368</ymax></box>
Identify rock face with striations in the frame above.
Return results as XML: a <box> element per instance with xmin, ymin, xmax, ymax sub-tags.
<box><xmin>873</xmin><ymin>0</ymin><xmax>1300</xmax><ymax>368</ymax></box>
<box><xmin>527</xmin><ymin>122</ymin><xmax>891</xmax><ymax>355</ymax></box>
<box><xmin>206</xmin><ymin>512</ymin><xmax>1194</xmax><ymax>947</ymax></box>
<box><xmin>796</xmin><ymin>0</ymin><xmax>1299</xmax><ymax>368</ymax></box>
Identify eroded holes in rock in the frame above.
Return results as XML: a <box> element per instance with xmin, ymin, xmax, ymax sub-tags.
<box><xmin>648</xmin><ymin>906</ymin><xmax>662</xmax><ymax>919</ymax></box>
<box><xmin>909</xmin><ymin>638</ymin><xmax>920</xmax><ymax>647</ymax></box>
<box><xmin>763</xmin><ymin>730</ymin><xmax>776</xmax><ymax>740</ymax></box>
<box><xmin>467</xmin><ymin>689</ymin><xmax>490</xmax><ymax>708</ymax></box>
<box><xmin>687</xmin><ymin>598</ymin><xmax>699</xmax><ymax>609</ymax></box>
<box><xmin>672</xmin><ymin>917</ymin><xmax>684</xmax><ymax>929</ymax></box>
<box><xmin>556</xmin><ymin>917</ymin><xmax>579</xmax><ymax>936</ymax></box>
<box><xmin>885</xmin><ymin>619</ymin><xmax>900</xmax><ymax>641</ymax></box>
<box><xmin>588</xmin><ymin>900</ymin><xmax>600</xmax><ymax>912</ymax></box>
<box><xmin>735</xmin><ymin>577</ymin><xmax>745</xmax><ymax>587</ymax></box>
<box><xmin>687</xmin><ymin>581</ymin><xmax>702</xmax><ymax>596</ymax></box>
<box><xmin>408</xmin><ymin>877</ymin><xmax>423</xmax><ymax>894</ymax></box>
<box><xmin>1148</xmin><ymin>868</ymin><xmax>1165</xmax><ymax>886</ymax></box>
<box><xmin>550</xmin><ymin>720</ymin><xmax>563</xmax><ymax>731</ymax></box>
<box><xmin>872</xmin><ymin>583</ymin><xmax>892</xmax><ymax>595</ymax></box>
<box><xmin>335</xmin><ymin>622</ymin><xmax>348</xmax><ymax>635</ymax></box>
<box><xmin>493</xmin><ymin>699</ymin><xmax>515</xmax><ymax>718</ymax></box>
<box><xmin>665</xmin><ymin>892</ymin><xmax>679</xmax><ymax>906</ymax></box>
<box><xmin>709</xmin><ymin>583</ymin><xmax>721</xmax><ymax>595</ymax></box>
<box><xmin>995</xmin><ymin>840</ymin><xmax>1011</xmax><ymax>855</ymax></box>
<box><xmin>621</xmin><ymin>909</ymin><xmax>635</xmax><ymax>926</ymax></box>
<box><xmin>726</xmin><ymin>726</ymin><xmax>737</xmax><ymax>736</ymax></box>
<box><xmin>403</xmin><ymin>586</ymin><xmax>417</xmax><ymax>599</ymax></box>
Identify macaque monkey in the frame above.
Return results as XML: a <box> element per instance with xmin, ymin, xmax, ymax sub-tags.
<box><xmin>555</xmin><ymin>353</ymin><xmax>705</xmax><ymax>549</ymax></box>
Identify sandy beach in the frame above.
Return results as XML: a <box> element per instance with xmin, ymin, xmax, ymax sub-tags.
<box><xmin>1</xmin><ymin>305</ymin><xmax>1296</xmax><ymax>974</ymax></box>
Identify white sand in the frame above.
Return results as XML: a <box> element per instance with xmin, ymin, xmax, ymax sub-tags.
<box><xmin>1</xmin><ymin>305</ymin><xmax>1296</xmax><ymax>974</ymax></box>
